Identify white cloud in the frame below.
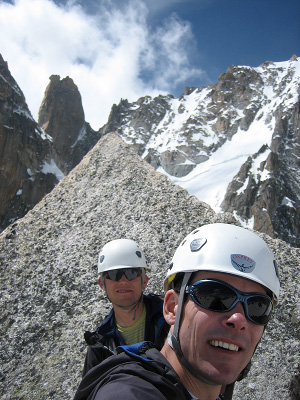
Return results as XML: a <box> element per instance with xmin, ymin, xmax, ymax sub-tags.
<box><xmin>0</xmin><ymin>0</ymin><xmax>205</xmax><ymax>129</ymax></box>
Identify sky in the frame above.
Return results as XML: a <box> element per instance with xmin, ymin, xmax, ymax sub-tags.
<box><xmin>0</xmin><ymin>0</ymin><xmax>299</xmax><ymax>130</ymax></box>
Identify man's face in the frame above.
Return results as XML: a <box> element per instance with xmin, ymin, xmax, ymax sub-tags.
<box><xmin>98</xmin><ymin>269</ymin><xmax>148</xmax><ymax>308</ymax></box>
<box><xmin>177</xmin><ymin>271</ymin><xmax>265</xmax><ymax>386</ymax></box>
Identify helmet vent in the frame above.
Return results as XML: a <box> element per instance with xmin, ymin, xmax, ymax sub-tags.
<box><xmin>190</xmin><ymin>238</ymin><xmax>207</xmax><ymax>252</ymax></box>
<box><xmin>136</xmin><ymin>251</ymin><xmax>142</xmax><ymax>258</ymax></box>
<box><xmin>99</xmin><ymin>255</ymin><xmax>105</xmax><ymax>263</ymax></box>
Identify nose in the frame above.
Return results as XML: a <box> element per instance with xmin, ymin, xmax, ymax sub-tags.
<box><xmin>222</xmin><ymin>302</ymin><xmax>248</xmax><ymax>331</ymax></box>
<box><xmin>118</xmin><ymin>273</ymin><xmax>128</xmax><ymax>282</ymax></box>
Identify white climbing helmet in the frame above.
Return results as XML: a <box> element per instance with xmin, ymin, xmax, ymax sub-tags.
<box><xmin>98</xmin><ymin>238</ymin><xmax>148</xmax><ymax>274</ymax></box>
<box><xmin>164</xmin><ymin>223</ymin><xmax>280</xmax><ymax>305</ymax></box>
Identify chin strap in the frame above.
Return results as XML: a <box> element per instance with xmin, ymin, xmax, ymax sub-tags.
<box><xmin>222</xmin><ymin>360</ymin><xmax>251</xmax><ymax>400</ymax></box>
<box><xmin>112</xmin><ymin>293</ymin><xmax>144</xmax><ymax>314</ymax></box>
<box><xmin>223</xmin><ymin>382</ymin><xmax>235</xmax><ymax>400</ymax></box>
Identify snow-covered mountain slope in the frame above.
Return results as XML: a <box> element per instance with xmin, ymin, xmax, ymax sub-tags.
<box><xmin>99</xmin><ymin>56</ymin><xmax>300</xmax><ymax>246</ymax></box>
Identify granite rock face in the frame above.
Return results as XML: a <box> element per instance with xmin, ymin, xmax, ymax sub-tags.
<box><xmin>0</xmin><ymin>55</ymin><xmax>60</xmax><ymax>232</ymax></box>
<box><xmin>0</xmin><ymin>56</ymin><xmax>100</xmax><ymax>234</ymax></box>
<box><xmin>0</xmin><ymin>133</ymin><xmax>299</xmax><ymax>400</ymax></box>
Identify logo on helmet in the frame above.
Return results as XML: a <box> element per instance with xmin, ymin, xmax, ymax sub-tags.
<box><xmin>231</xmin><ymin>254</ymin><xmax>256</xmax><ymax>273</ymax></box>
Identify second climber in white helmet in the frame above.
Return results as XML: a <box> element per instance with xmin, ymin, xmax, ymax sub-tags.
<box><xmin>81</xmin><ymin>238</ymin><xmax>169</xmax><ymax>376</ymax></box>
<box><xmin>74</xmin><ymin>224</ymin><xmax>280</xmax><ymax>400</ymax></box>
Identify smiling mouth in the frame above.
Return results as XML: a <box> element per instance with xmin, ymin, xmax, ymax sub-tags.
<box><xmin>209</xmin><ymin>340</ymin><xmax>240</xmax><ymax>352</ymax></box>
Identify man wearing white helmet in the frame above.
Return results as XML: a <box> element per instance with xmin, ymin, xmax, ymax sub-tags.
<box><xmin>74</xmin><ymin>224</ymin><xmax>280</xmax><ymax>400</ymax></box>
<box><xmin>81</xmin><ymin>239</ymin><xmax>168</xmax><ymax>376</ymax></box>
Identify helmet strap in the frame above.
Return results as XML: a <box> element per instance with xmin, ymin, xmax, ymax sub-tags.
<box><xmin>111</xmin><ymin>293</ymin><xmax>144</xmax><ymax>313</ymax></box>
<box><xmin>172</xmin><ymin>272</ymin><xmax>192</xmax><ymax>340</ymax></box>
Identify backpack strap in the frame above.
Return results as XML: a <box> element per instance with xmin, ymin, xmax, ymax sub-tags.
<box><xmin>117</xmin><ymin>341</ymin><xmax>154</xmax><ymax>361</ymax></box>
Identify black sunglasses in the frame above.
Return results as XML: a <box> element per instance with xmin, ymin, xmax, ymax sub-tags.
<box><xmin>103</xmin><ymin>268</ymin><xmax>143</xmax><ymax>282</ymax></box>
<box><xmin>185</xmin><ymin>279</ymin><xmax>273</xmax><ymax>326</ymax></box>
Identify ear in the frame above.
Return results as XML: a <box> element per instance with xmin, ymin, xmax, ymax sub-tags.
<box><xmin>163</xmin><ymin>290</ymin><xmax>179</xmax><ymax>326</ymax></box>
<box><xmin>143</xmin><ymin>275</ymin><xmax>149</xmax><ymax>290</ymax></box>
<box><xmin>98</xmin><ymin>276</ymin><xmax>105</xmax><ymax>290</ymax></box>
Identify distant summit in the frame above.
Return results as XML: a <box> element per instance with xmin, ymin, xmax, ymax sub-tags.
<box><xmin>38</xmin><ymin>74</ymin><xmax>100</xmax><ymax>174</ymax></box>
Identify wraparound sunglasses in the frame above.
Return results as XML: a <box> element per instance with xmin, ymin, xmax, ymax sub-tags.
<box><xmin>185</xmin><ymin>279</ymin><xmax>273</xmax><ymax>325</ymax></box>
<box><xmin>103</xmin><ymin>268</ymin><xmax>142</xmax><ymax>282</ymax></box>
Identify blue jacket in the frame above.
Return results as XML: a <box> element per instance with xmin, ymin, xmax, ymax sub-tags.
<box><xmin>82</xmin><ymin>293</ymin><xmax>169</xmax><ymax>376</ymax></box>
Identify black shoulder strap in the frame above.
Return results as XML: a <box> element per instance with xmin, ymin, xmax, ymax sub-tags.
<box><xmin>222</xmin><ymin>360</ymin><xmax>252</xmax><ymax>399</ymax></box>
<box><xmin>223</xmin><ymin>382</ymin><xmax>235</xmax><ymax>400</ymax></box>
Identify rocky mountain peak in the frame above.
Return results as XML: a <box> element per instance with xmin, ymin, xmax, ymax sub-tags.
<box><xmin>0</xmin><ymin>54</ymin><xmax>27</xmax><ymax>105</ymax></box>
<box><xmin>39</xmin><ymin>74</ymin><xmax>85</xmax><ymax>134</ymax></box>
<box><xmin>38</xmin><ymin>74</ymin><xmax>88</xmax><ymax>173</ymax></box>
<box><xmin>0</xmin><ymin>54</ymin><xmax>61</xmax><ymax>233</ymax></box>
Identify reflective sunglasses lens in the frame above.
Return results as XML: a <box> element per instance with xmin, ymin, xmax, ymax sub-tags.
<box><xmin>105</xmin><ymin>268</ymin><xmax>141</xmax><ymax>281</ymax></box>
<box><xmin>192</xmin><ymin>282</ymin><xmax>237</xmax><ymax>311</ymax></box>
<box><xmin>124</xmin><ymin>268</ymin><xmax>141</xmax><ymax>280</ymax></box>
<box><xmin>104</xmin><ymin>270</ymin><xmax>118</xmax><ymax>281</ymax></box>
<box><xmin>247</xmin><ymin>296</ymin><xmax>272</xmax><ymax>325</ymax></box>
